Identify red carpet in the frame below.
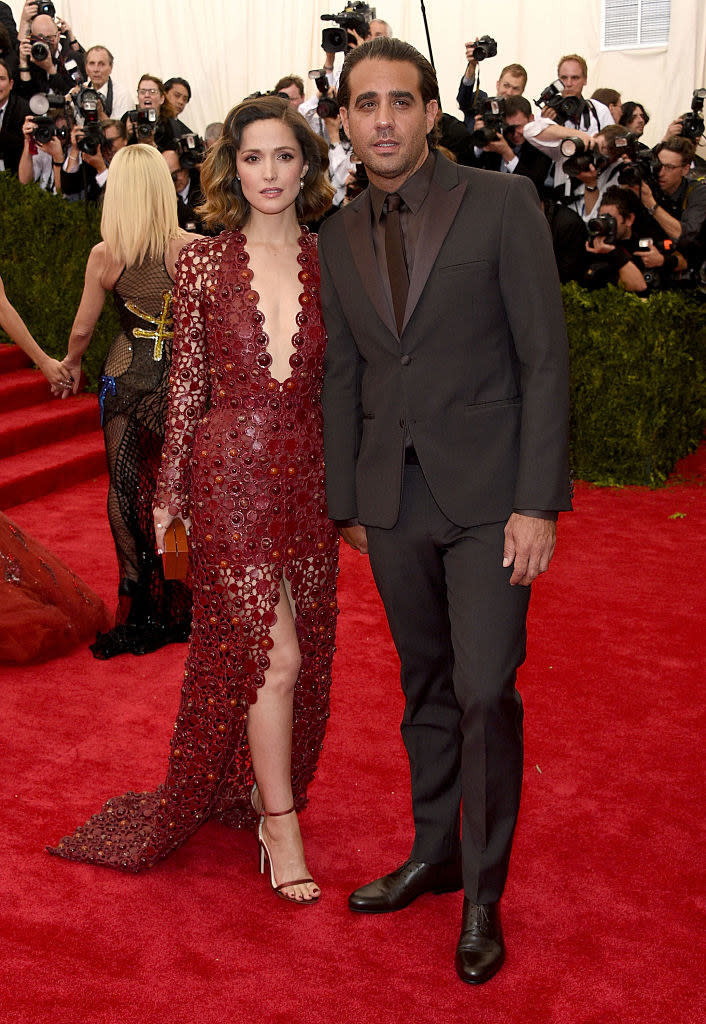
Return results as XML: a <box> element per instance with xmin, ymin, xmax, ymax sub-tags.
<box><xmin>1</xmin><ymin>450</ymin><xmax>704</xmax><ymax>1024</ymax></box>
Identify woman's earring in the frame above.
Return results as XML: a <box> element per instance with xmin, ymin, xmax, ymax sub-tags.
<box><xmin>300</xmin><ymin>177</ymin><xmax>304</xmax><ymax>191</ymax></box>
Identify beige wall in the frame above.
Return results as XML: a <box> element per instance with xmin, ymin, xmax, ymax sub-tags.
<box><xmin>8</xmin><ymin>1</ymin><xmax>706</xmax><ymax>148</ymax></box>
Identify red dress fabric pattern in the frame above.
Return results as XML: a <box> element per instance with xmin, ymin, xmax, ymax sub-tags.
<box><xmin>49</xmin><ymin>229</ymin><xmax>339</xmax><ymax>871</ymax></box>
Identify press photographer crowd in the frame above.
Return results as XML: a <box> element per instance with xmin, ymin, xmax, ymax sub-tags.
<box><xmin>1</xmin><ymin>0</ymin><xmax>705</xmax><ymax>295</ymax></box>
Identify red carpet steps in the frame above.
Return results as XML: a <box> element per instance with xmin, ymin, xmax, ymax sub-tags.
<box><xmin>0</xmin><ymin>343</ymin><xmax>106</xmax><ymax>508</ymax></box>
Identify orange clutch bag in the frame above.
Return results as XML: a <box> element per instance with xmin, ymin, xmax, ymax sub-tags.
<box><xmin>162</xmin><ymin>519</ymin><xmax>189</xmax><ymax>580</ymax></box>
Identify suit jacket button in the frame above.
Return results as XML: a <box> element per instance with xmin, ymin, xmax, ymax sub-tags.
<box><xmin>400</xmin><ymin>354</ymin><xmax>411</xmax><ymax>366</ymax></box>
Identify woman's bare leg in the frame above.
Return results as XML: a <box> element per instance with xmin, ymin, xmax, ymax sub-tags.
<box><xmin>246</xmin><ymin>577</ymin><xmax>320</xmax><ymax>901</ymax></box>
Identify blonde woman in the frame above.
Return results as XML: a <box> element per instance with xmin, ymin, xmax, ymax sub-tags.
<box><xmin>61</xmin><ymin>144</ymin><xmax>196</xmax><ymax>659</ymax></box>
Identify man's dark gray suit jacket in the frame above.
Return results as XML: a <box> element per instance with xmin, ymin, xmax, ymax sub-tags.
<box><xmin>318</xmin><ymin>152</ymin><xmax>572</xmax><ymax>530</ymax></box>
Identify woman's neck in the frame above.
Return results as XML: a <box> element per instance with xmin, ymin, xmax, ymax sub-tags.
<box><xmin>243</xmin><ymin>207</ymin><xmax>301</xmax><ymax>248</ymax></box>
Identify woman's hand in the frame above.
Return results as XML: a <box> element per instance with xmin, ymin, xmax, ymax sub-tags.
<box><xmin>153</xmin><ymin>509</ymin><xmax>191</xmax><ymax>555</ymax></box>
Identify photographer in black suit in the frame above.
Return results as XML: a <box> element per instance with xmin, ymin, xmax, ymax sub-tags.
<box><xmin>0</xmin><ymin>58</ymin><xmax>30</xmax><ymax>174</ymax></box>
<box><xmin>472</xmin><ymin>95</ymin><xmax>552</xmax><ymax>195</ymax></box>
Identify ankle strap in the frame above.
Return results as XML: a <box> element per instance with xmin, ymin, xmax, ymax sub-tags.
<box><xmin>264</xmin><ymin>805</ymin><xmax>295</xmax><ymax>817</ymax></box>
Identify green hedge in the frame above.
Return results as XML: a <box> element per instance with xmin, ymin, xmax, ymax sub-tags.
<box><xmin>563</xmin><ymin>282</ymin><xmax>706</xmax><ymax>487</ymax></box>
<box><xmin>0</xmin><ymin>173</ymin><xmax>118</xmax><ymax>389</ymax></box>
<box><xmin>1</xmin><ymin>176</ymin><xmax>704</xmax><ymax>485</ymax></box>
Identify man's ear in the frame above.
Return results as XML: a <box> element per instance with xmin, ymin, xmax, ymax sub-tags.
<box><xmin>340</xmin><ymin>106</ymin><xmax>350</xmax><ymax>137</ymax></box>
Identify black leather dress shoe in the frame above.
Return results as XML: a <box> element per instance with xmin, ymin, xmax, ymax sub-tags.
<box><xmin>348</xmin><ymin>855</ymin><xmax>463</xmax><ymax>913</ymax></box>
<box><xmin>455</xmin><ymin>898</ymin><xmax>505</xmax><ymax>984</ymax></box>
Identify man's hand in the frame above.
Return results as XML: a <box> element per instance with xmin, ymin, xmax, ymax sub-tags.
<box><xmin>503</xmin><ymin>513</ymin><xmax>556</xmax><ymax>586</ymax></box>
<box><xmin>485</xmin><ymin>134</ymin><xmax>514</xmax><ymax>162</ymax></box>
<box><xmin>586</xmin><ymin>236</ymin><xmax>616</xmax><ymax>254</ymax></box>
<box><xmin>640</xmin><ymin>180</ymin><xmax>657</xmax><ymax>209</ymax></box>
<box><xmin>663</xmin><ymin>117</ymin><xmax>683</xmax><ymax>141</ymax></box>
<box><xmin>464</xmin><ymin>40</ymin><xmax>479</xmax><ymax>77</ymax></box>
<box><xmin>635</xmin><ymin>243</ymin><xmax>664</xmax><ymax>268</ymax></box>
<box><xmin>339</xmin><ymin>524</ymin><xmax>368</xmax><ymax>554</ymax></box>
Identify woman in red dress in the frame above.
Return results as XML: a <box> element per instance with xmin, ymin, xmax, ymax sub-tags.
<box><xmin>50</xmin><ymin>98</ymin><xmax>338</xmax><ymax>904</ymax></box>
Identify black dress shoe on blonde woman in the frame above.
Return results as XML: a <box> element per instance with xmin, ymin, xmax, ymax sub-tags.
<box><xmin>455</xmin><ymin>898</ymin><xmax>505</xmax><ymax>984</ymax></box>
<box><xmin>348</xmin><ymin>855</ymin><xmax>463</xmax><ymax>913</ymax></box>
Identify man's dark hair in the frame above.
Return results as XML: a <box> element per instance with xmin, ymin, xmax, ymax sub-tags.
<box><xmin>337</xmin><ymin>36</ymin><xmax>439</xmax><ymax>109</ymax></box>
<box><xmin>596</xmin><ymin>123</ymin><xmax>633</xmax><ymax>162</ymax></box>
<box><xmin>0</xmin><ymin>56</ymin><xmax>12</xmax><ymax>80</ymax></box>
<box><xmin>274</xmin><ymin>75</ymin><xmax>305</xmax><ymax>97</ymax></box>
<box><xmin>591</xmin><ymin>88</ymin><xmax>620</xmax><ymax>108</ymax></box>
<box><xmin>0</xmin><ymin>23</ymin><xmax>12</xmax><ymax>52</ymax></box>
<box><xmin>657</xmin><ymin>136</ymin><xmax>696</xmax><ymax>164</ymax></box>
<box><xmin>164</xmin><ymin>76</ymin><xmax>192</xmax><ymax>101</ymax></box>
<box><xmin>620</xmin><ymin>101</ymin><xmax>650</xmax><ymax>128</ymax></box>
<box><xmin>337</xmin><ymin>37</ymin><xmax>439</xmax><ymax>147</ymax></box>
<box><xmin>504</xmin><ymin>95</ymin><xmax>531</xmax><ymax>119</ymax></box>
<box><xmin>600</xmin><ymin>185</ymin><xmax>641</xmax><ymax>220</ymax></box>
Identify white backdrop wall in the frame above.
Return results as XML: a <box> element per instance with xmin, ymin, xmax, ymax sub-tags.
<box><xmin>7</xmin><ymin>1</ymin><xmax>706</xmax><ymax>149</ymax></box>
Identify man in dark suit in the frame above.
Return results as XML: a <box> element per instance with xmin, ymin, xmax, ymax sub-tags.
<box><xmin>318</xmin><ymin>37</ymin><xmax>571</xmax><ymax>986</ymax></box>
<box><xmin>472</xmin><ymin>95</ymin><xmax>553</xmax><ymax>195</ymax></box>
<box><xmin>0</xmin><ymin>59</ymin><xmax>30</xmax><ymax>174</ymax></box>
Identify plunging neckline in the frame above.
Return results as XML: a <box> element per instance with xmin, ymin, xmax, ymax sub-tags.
<box><xmin>241</xmin><ymin>230</ymin><xmax>307</xmax><ymax>387</ymax></box>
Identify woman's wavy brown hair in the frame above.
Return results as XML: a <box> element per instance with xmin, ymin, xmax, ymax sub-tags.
<box><xmin>197</xmin><ymin>96</ymin><xmax>334</xmax><ymax>231</ymax></box>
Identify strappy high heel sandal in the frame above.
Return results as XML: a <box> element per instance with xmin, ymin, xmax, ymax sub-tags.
<box><xmin>257</xmin><ymin>806</ymin><xmax>320</xmax><ymax>905</ymax></box>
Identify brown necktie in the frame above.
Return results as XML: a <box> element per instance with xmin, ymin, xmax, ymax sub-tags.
<box><xmin>384</xmin><ymin>192</ymin><xmax>408</xmax><ymax>335</ymax></box>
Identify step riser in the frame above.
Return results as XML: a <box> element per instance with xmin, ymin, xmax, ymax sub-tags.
<box><xmin>0</xmin><ymin>345</ymin><xmax>32</xmax><ymax>373</ymax></box>
<box><xmin>0</xmin><ymin>378</ymin><xmax>51</xmax><ymax>412</ymax></box>
<box><xmin>0</xmin><ymin>406</ymin><xmax>101</xmax><ymax>459</ymax></box>
<box><xmin>0</xmin><ymin>449</ymin><xmax>107</xmax><ymax>509</ymax></box>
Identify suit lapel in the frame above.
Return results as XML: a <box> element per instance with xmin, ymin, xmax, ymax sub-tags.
<box><xmin>403</xmin><ymin>158</ymin><xmax>467</xmax><ymax>333</ymax></box>
<box><xmin>343</xmin><ymin>194</ymin><xmax>398</xmax><ymax>340</ymax></box>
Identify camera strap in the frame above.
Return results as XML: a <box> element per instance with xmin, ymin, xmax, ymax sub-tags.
<box><xmin>104</xmin><ymin>77</ymin><xmax>113</xmax><ymax>118</ymax></box>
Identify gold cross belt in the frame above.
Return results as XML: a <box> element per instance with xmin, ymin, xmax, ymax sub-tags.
<box><xmin>125</xmin><ymin>290</ymin><xmax>174</xmax><ymax>362</ymax></box>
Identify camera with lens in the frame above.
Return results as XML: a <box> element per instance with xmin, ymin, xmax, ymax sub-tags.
<box><xmin>680</xmin><ymin>88</ymin><xmax>706</xmax><ymax>142</ymax></box>
<box><xmin>470</xmin><ymin>96</ymin><xmax>507</xmax><ymax>147</ymax></box>
<box><xmin>617</xmin><ymin>149</ymin><xmax>661</xmax><ymax>189</ymax></box>
<box><xmin>30</xmin><ymin>115</ymin><xmax>69</xmax><ymax>145</ymax></box>
<box><xmin>34</xmin><ymin>2</ymin><xmax>56</xmax><ymax>15</ymax></box>
<box><xmin>560</xmin><ymin>137</ymin><xmax>610</xmax><ymax>177</ymax></box>
<box><xmin>72</xmin><ymin>87</ymin><xmax>105</xmax><ymax>155</ymax></box>
<box><xmin>587</xmin><ymin>212</ymin><xmax>618</xmax><ymax>246</ymax></box>
<box><xmin>317</xmin><ymin>95</ymin><xmax>340</xmax><ymax>120</ymax></box>
<box><xmin>345</xmin><ymin>161</ymin><xmax>368</xmax><ymax>202</ymax></box>
<box><xmin>30</xmin><ymin>39</ymin><xmax>50</xmax><ymax>62</ymax></box>
<box><xmin>546</xmin><ymin>93</ymin><xmax>588</xmax><ymax>126</ymax></box>
<box><xmin>535</xmin><ymin>79</ymin><xmax>564</xmax><ymax>109</ymax></box>
<box><xmin>472</xmin><ymin>35</ymin><xmax>497</xmax><ymax>62</ymax></box>
<box><xmin>176</xmin><ymin>133</ymin><xmax>206</xmax><ymax>169</ymax></box>
<box><xmin>321</xmin><ymin>2</ymin><xmax>375</xmax><ymax>53</ymax></box>
<box><xmin>127</xmin><ymin>107</ymin><xmax>158</xmax><ymax>137</ymax></box>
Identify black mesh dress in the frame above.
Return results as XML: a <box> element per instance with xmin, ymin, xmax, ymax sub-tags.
<box><xmin>91</xmin><ymin>257</ymin><xmax>191</xmax><ymax>658</ymax></box>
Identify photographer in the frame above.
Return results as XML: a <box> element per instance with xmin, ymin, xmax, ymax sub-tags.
<box><xmin>164</xmin><ymin>76</ymin><xmax>193</xmax><ymax>136</ymax></box>
<box><xmin>61</xmin><ymin>117</ymin><xmax>126</xmax><ymax>200</ymax></box>
<box><xmin>274</xmin><ymin>75</ymin><xmax>305</xmax><ymax>110</ymax></box>
<box><xmin>457</xmin><ymin>41</ymin><xmax>526</xmax><ymax>130</ymax></box>
<box><xmin>471</xmin><ymin>94</ymin><xmax>552</xmax><ymax>194</ymax></box>
<box><xmin>16</xmin><ymin>7</ymin><xmax>85</xmax><ymax>101</ymax></box>
<box><xmin>524</xmin><ymin>55</ymin><xmax>614</xmax><ymax>191</ymax></box>
<box><xmin>640</xmin><ymin>137</ymin><xmax>706</xmax><ymax>249</ymax></box>
<box><xmin>162</xmin><ymin>145</ymin><xmax>207</xmax><ymax>233</ymax></box>
<box><xmin>559</xmin><ymin>125</ymin><xmax>635</xmax><ymax>221</ymax></box>
<box><xmin>591</xmin><ymin>88</ymin><xmax>622</xmax><ymax>124</ymax></box>
<box><xmin>0</xmin><ymin>58</ymin><xmax>30</xmax><ymax>174</ymax></box>
<box><xmin>584</xmin><ymin>185</ymin><xmax>686</xmax><ymax>293</ymax></box>
<box><xmin>122</xmin><ymin>74</ymin><xmax>179</xmax><ymax>152</ymax></box>
<box><xmin>584</xmin><ymin>186</ymin><xmax>649</xmax><ymax>293</ymax></box>
<box><xmin>18</xmin><ymin>109</ymin><xmax>66</xmax><ymax>192</ymax></box>
<box><xmin>71</xmin><ymin>46</ymin><xmax>132</xmax><ymax>122</ymax></box>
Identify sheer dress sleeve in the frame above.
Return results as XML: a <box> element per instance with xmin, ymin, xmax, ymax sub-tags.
<box><xmin>154</xmin><ymin>242</ymin><xmax>211</xmax><ymax>519</ymax></box>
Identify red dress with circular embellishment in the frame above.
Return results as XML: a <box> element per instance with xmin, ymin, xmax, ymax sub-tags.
<box><xmin>49</xmin><ymin>229</ymin><xmax>339</xmax><ymax>872</ymax></box>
